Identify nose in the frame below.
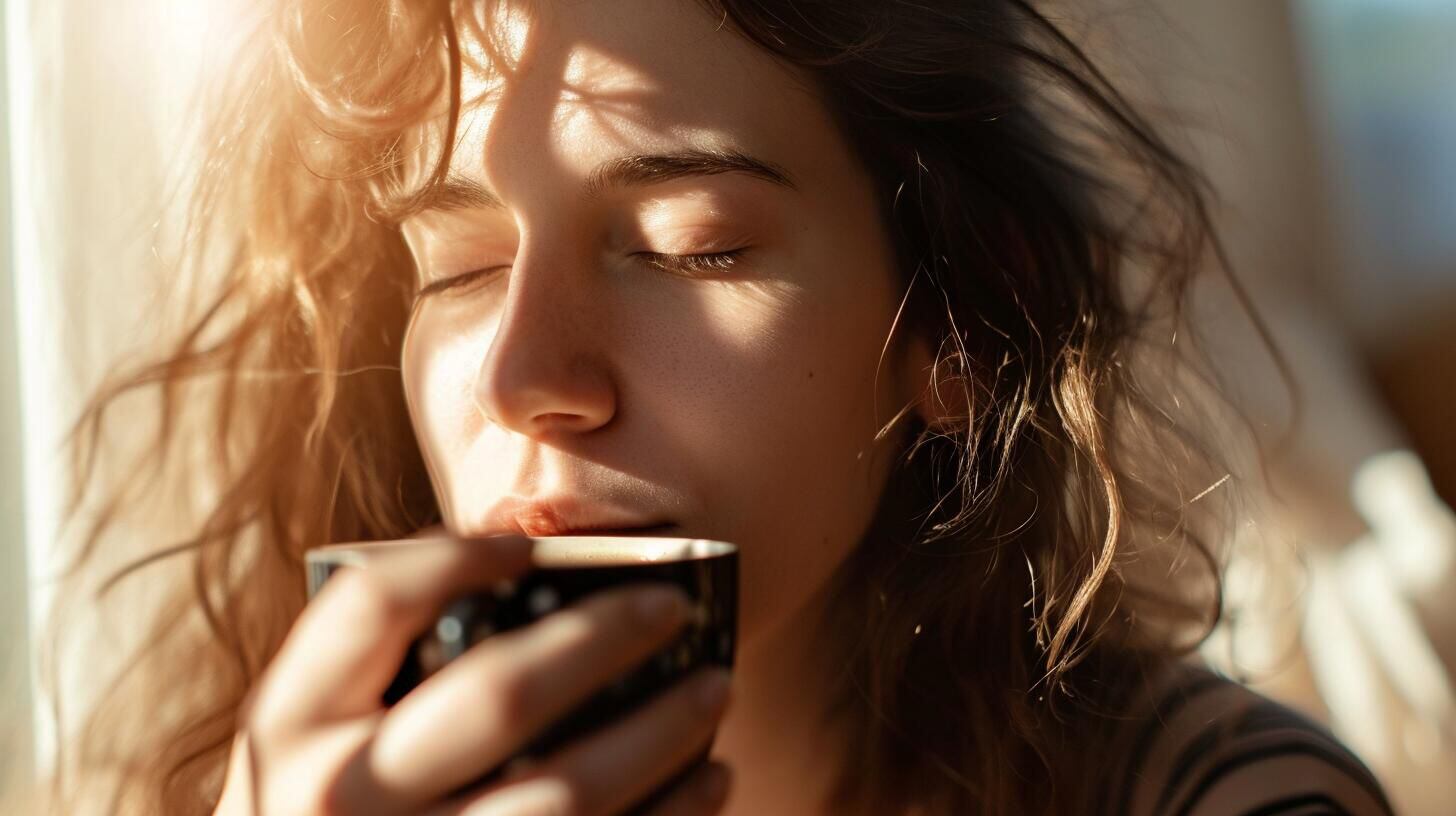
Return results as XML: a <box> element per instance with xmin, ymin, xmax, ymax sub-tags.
<box><xmin>473</xmin><ymin>243</ymin><xmax>617</xmax><ymax>438</ymax></box>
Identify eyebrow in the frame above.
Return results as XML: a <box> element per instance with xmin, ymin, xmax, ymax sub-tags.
<box><xmin>386</xmin><ymin>147</ymin><xmax>797</xmax><ymax>220</ymax></box>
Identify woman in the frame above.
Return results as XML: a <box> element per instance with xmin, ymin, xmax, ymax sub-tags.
<box><xmin>33</xmin><ymin>0</ymin><xmax>1394</xmax><ymax>814</ymax></box>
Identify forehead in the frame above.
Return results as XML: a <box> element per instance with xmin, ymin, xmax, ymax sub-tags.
<box><xmin>400</xmin><ymin>0</ymin><xmax>838</xmax><ymax>201</ymax></box>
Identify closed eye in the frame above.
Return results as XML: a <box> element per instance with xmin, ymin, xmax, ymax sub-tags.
<box><xmin>416</xmin><ymin>266</ymin><xmax>509</xmax><ymax>299</ymax></box>
<box><xmin>637</xmin><ymin>249</ymin><xmax>746</xmax><ymax>276</ymax></box>
<box><xmin>416</xmin><ymin>249</ymin><xmax>749</xmax><ymax>299</ymax></box>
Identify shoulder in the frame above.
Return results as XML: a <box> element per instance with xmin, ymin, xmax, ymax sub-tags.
<box><xmin>1098</xmin><ymin>663</ymin><xmax>1396</xmax><ymax>816</ymax></box>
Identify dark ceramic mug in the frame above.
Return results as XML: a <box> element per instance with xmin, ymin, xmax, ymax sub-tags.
<box><xmin>304</xmin><ymin>535</ymin><xmax>738</xmax><ymax>806</ymax></box>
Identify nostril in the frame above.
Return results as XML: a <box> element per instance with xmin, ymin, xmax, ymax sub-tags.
<box><xmin>531</xmin><ymin>411</ymin><xmax>605</xmax><ymax>435</ymax></box>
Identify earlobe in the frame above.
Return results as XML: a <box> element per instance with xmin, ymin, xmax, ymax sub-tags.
<box><xmin>903</xmin><ymin>334</ymin><xmax>937</xmax><ymax>426</ymax></box>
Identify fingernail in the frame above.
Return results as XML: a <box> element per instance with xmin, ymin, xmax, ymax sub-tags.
<box><xmin>695</xmin><ymin>669</ymin><xmax>731</xmax><ymax>712</ymax></box>
<box><xmin>698</xmin><ymin>763</ymin><xmax>730</xmax><ymax>805</ymax></box>
<box><xmin>634</xmin><ymin>586</ymin><xmax>688</xmax><ymax>626</ymax></box>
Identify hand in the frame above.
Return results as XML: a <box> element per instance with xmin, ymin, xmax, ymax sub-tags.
<box><xmin>212</xmin><ymin>533</ymin><xmax>733</xmax><ymax>815</ymax></box>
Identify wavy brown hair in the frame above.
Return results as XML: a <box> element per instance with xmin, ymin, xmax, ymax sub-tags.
<box><xmin>26</xmin><ymin>0</ymin><xmax>1268</xmax><ymax>813</ymax></box>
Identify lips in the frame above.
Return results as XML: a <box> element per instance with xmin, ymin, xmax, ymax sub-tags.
<box><xmin>481</xmin><ymin>495</ymin><xmax>675</xmax><ymax>538</ymax></box>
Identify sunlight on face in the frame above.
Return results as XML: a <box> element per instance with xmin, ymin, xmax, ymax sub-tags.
<box><xmin>398</xmin><ymin>0</ymin><xmax>926</xmax><ymax>651</ymax></box>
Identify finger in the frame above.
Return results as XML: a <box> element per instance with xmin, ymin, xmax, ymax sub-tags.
<box><xmin>431</xmin><ymin>667</ymin><xmax>732</xmax><ymax>816</ymax></box>
<box><xmin>339</xmin><ymin>582</ymin><xmax>694</xmax><ymax>809</ymax></box>
<box><xmin>420</xmin><ymin>762</ymin><xmax>732</xmax><ymax>816</ymax></box>
<box><xmin>251</xmin><ymin>535</ymin><xmax>534</xmax><ymax>732</ymax></box>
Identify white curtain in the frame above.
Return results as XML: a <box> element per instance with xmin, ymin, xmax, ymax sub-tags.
<box><xmin>3</xmin><ymin>0</ymin><xmax>247</xmax><ymax>781</ymax></box>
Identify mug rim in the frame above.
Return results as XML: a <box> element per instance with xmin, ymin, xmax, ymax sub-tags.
<box><xmin>305</xmin><ymin>535</ymin><xmax>737</xmax><ymax>568</ymax></box>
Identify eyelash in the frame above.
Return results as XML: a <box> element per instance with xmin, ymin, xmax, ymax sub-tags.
<box><xmin>416</xmin><ymin>249</ymin><xmax>747</xmax><ymax>299</ymax></box>
<box><xmin>638</xmin><ymin>248</ymin><xmax>746</xmax><ymax>275</ymax></box>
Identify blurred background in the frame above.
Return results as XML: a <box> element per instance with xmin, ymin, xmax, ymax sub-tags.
<box><xmin>0</xmin><ymin>0</ymin><xmax>1452</xmax><ymax>812</ymax></box>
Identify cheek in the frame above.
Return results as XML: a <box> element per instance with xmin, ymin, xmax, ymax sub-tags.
<box><xmin>401</xmin><ymin>306</ymin><xmax>498</xmax><ymax>521</ymax></box>
<box><xmin>674</xmin><ymin>265</ymin><xmax>894</xmax><ymax>486</ymax></box>
<box><xmin>635</xmin><ymin>262</ymin><xmax>899</xmax><ymax>641</ymax></box>
<box><xmin>404</xmin><ymin>311</ymin><xmax>488</xmax><ymax>439</ymax></box>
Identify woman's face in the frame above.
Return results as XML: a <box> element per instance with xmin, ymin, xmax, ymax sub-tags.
<box><xmin>399</xmin><ymin>0</ymin><xmax>928</xmax><ymax>648</ymax></box>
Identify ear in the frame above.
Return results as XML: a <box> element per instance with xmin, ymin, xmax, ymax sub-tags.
<box><xmin>899</xmin><ymin>330</ymin><xmax>972</xmax><ymax>433</ymax></box>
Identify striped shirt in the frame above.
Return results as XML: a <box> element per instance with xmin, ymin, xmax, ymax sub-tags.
<box><xmin>1096</xmin><ymin>666</ymin><xmax>1395</xmax><ymax>816</ymax></box>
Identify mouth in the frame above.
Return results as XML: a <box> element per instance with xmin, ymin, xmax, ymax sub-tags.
<box><xmin>481</xmin><ymin>495</ymin><xmax>679</xmax><ymax>538</ymax></box>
